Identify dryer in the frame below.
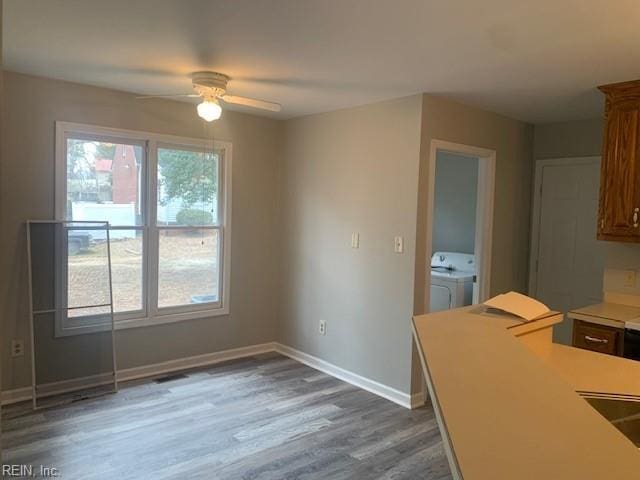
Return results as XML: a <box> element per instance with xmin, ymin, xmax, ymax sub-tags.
<box><xmin>429</xmin><ymin>252</ymin><xmax>476</xmax><ymax>313</ymax></box>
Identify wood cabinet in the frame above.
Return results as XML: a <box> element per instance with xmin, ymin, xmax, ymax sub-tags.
<box><xmin>598</xmin><ymin>80</ymin><xmax>640</xmax><ymax>241</ymax></box>
<box><xmin>572</xmin><ymin>319</ymin><xmax>624</xmax><ymax>356</ymax></box>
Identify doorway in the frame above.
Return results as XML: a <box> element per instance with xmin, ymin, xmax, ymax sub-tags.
<box><xmin>425</xmin><ymin>140</ymin><xmax>496</xmax><ymax>313</ymax></box>
<box><xmin>529</xmin><ymin>157</ymin><xmax>605</xmax><ymax>344</ymax></box>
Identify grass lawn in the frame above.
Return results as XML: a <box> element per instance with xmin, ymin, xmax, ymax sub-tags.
<box><xmin>68</xmin><ymin>230</ymin><xmax>219</xmax><ymax>316</ymax></box>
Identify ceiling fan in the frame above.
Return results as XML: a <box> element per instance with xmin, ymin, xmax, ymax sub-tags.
<box><xmin>137</xmin><ymin>71</ymin><xmax>281</xmax><ymax>121</ymax></box>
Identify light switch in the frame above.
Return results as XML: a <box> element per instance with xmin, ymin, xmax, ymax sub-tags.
<box><xmin>394</xmin><ymin>236</ymin><xmax>404</xmax><ymax>254</ymax></box>
<box><xmin>351</xmin><ymin>232</ymin><xmax>360</xmax><ymax>249</ymax></box>
<box><xmin>624</xmin><ymin>270</ymin><xmax>637</xmax><ymax>288</ymax></box>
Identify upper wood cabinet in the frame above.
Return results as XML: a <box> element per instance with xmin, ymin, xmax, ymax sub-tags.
<box><xmin>598</xmin><ymin>80</ymin><xmax>640</xmax><ymax>242</ymax></box>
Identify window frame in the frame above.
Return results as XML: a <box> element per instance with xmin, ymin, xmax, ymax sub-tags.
<box><xmin>54</xmin><ymin>221</ymin><xmax>118</xmax><ymax>337</ymax></box>
<box><xmin>55</xmin><ymin>122</ymin><xmax>232</xmax><ymax>334</ymax></box>
<box><xmin>151</xmin><ymin>141</ymin><xmax>225</xmax><ymax>317</ymax></box>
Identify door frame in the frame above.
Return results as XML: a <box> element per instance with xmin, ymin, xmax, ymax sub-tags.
<box><xmin>425</xmin><ymin>139</ymin><xmax>496</xmax><ymax>312</ymax></box>
<box><xmin>528</xmin><ymin>156</ymin><xmax>601</xmax><ymax>297</ymax></box>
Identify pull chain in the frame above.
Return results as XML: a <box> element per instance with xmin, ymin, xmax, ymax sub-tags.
<box><xmin>200</xmin><ymin>120</ymin><xmax>215</xmax><ymax>246</ymax></box>
<box><xmin>201</xmin><ymin>121</ymin><xmax>207</xmax><ymax>246</ymax></box>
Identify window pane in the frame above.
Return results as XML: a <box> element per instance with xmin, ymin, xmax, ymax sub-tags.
<box><xmin>67</xmin><ymin>228</ymin><xmax>110</xmax><ymax>314</ymax></box>
<box><xmin>110</xmin><ymin>230</ymin><xmax>144</xmax><ymax>313</ymax></box>
<box><xmin>158</xmin><ymin>229</ymin><xmax>219</xmax><ymax>308</ymax></box>
<box><xmin>66</xmin><ymin>138</ymin><xmax>143</xmax><ymax>226</ymax></box>
<box><xmin>157</xmin><ymin>147</ymin><xmax>219</xmax><ymax>226</ymax></box>
<box><xmin>67</xmin><ymin>229</ymin><xmax>143</xmax><ymax>316</ymax></box>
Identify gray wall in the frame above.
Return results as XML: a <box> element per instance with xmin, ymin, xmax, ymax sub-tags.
<box><xmin>533</xmin><ymin>118</ymin><xmax>604</xmax><ymax>160</ymax></box>
<box><xmin>279</xmin><ymin>95</ymin><xmax>423</xmax><ymax>394</ymax></box>
<box><xmin>415</xmin><ymin>94</ymin><xmax>534</xmax><ymax>314</ymax></box>
<box><xmin>0</xmin><ymin>72</ymin><xmax>283</xmax><ymax>390</ymax></box>
<box><xmin>532</xmin><ymin>118</ymin><xmax>640</xmax><ymax>294</ymax></box>
<box><xmin>1</xmin><ymin>75</ymin><xmax>538</xmax><ymax>399</ymax></box>
<box><xmin>413</xmin><ymin>95</ymin><xmax>533</xmax><ymax>392</ymax></box>
<box><xmin>433</xmin><ymin>152</ymin><xmax>478</xmax><ymax>254</ymax></box>
<box><xmin>1</xmin><ymin>0</ymin><xmax>4</xmax><ymax>433</ymax></box>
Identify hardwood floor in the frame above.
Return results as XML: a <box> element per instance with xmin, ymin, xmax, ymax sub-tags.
<box><xmin>1</xmin><ymin>353</ymin><xmax>452</xmax><ymax>479</ymax></box>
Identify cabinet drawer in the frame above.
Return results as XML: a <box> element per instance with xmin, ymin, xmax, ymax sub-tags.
<box><xmin>573</xmin><ymin>320</ymin><xmax>623</xmax><ymax>356</ymax></box>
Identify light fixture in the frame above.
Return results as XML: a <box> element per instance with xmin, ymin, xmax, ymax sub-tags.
<box><xmin>197</xmin><ymin>98</ymin><xmax>222</xmax><ymax>122</ymax></box>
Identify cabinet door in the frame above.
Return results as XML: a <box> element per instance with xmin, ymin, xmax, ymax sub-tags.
<box><xmin>599</xmin><ymin>98</ymin><xmax>640</xmax><ymax>239</ymax></box>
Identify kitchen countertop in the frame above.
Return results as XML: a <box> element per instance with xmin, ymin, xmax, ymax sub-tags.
<box><xmin>412</xmin><ymin>306</ymin><xmax>640</xmax><ymax>480</ymax></box>
<box><xmin>536</xmin><ymin>342</ymin><xmax>640</xmax><ymax>397</ymax></box>
<box><xmin>568</xmin><ymin>302</ymin><xmax>640</xmax><ymax>328</ymax></box>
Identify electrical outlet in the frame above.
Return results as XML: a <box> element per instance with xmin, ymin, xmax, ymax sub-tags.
<box><xmin>319</xmin><ymin>320</ymin><xmax>326</xmax><ymax>336</ymax></box>
<box><xmin>11</xmin><ymin>339</ymin><xmax>24</xmax><ymax>357</ymax></box>
<box><xmin>624</xmin><ymin>270</ymin><xmax>637</xmax><ymax>288</ymax></box>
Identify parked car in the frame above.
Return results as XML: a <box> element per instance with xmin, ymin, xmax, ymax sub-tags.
<box><xmin>68</xmin><ymin>232</ymin><xmax>95</xmax><ymax>255</ymax></box>
<box><xmin>190</xmin><ymin>294</ymin><xmax>218</xmax><ymax>304</ymax></box>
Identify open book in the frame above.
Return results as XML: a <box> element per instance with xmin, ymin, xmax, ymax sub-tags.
<box><xmin>483</xmin><ymin>291</ymin><xmax>551</xmax><ymax>321</ymax></box>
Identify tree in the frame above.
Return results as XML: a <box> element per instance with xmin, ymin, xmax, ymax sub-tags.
<box><xmin>158</xmin><ymin>149</ymin><xmax>218</xmax><ymax>207</ymax></box>
<box><xmin>67</xmin><ymin>139</ymin><xmax>97</xmax><ymax>200</ymax></box>
<box><xmin>95</xmin><ymin>142</ymin><xmax>115</xmax><ymax>159</ymax></box>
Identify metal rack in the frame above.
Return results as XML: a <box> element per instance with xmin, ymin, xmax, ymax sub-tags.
<box><xmin>26</xmin><ymin>220</ymin><xmax>118</xmax><ymax>410</ymax></box>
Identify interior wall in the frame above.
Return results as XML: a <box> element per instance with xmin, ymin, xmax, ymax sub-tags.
<box><xmin>416</xmin><ymin>94</ymin><xmax>534</xmax><ymax>314</ymax></box>
<box><xmin>533</xmin><ymin>118</ymin><xmax>604</xmax><ymax>160</ymax></box>
<box><xmin>0</xmin><ymin>74</ymin><xmax>539</xmax><ymax>399</ymax></box>
<box><xmin>0</xmin><ymin>71</ymin><xmax>283</xmax><ymax>391</ymax></box>
<box><xmin>532</xmin><ymin>118</ymin><xmax>640</xmax><ymax>299</ymax></box>
<box><xmin>432</xmin><ymin>151</ymin><xmax>478</xmax><ymax>254</ymax></box>
<box><xmin>279</xmin><ymin>95</ymin><xmax>423</xmax><ymax>394</ymax></box>
<box><xmin>413</xmin><ymin>94</ymin><xmax>533</xmax><ymax>392</ymax></box>
<box><xmin>1</xmin><ymin>0</ymin><xmax>5</xmax><ymax>451</ymax></box>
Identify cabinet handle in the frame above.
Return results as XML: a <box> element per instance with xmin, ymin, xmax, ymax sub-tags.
<box><xmin>584</xmin><ymin>335</ymin><xmax>608</xmax><ymax>344</ymax></box>
<box><xmin>634</xmin><ymin>207</ymin><xmax>639</xmax><ymax>228</ymax></box>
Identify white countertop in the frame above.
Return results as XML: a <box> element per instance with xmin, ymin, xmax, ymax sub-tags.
<box><xmin>412</xmin><ymin>306</ymin><xmax>640</xmax><ymax>479</ymax></box>
<box><xmin>568</xmin><ymin>302</ymin><xmax>640</xmax><ymax>328</ymax></box>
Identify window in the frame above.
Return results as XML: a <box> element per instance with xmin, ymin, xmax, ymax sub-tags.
<box><xmin>55</xmin><ymin>122</ymin><xmax>231</xmax><ymax>334</ymax></box>
<box><xmin>64</xmin><ymin>137</ymin><xmax>145</xmax><ymax>320</ymax></box>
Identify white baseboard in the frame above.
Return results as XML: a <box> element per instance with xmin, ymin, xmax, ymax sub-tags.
<box><xmin>1</xmin><ymin>387</ymin><xmax>32</xmax><ymax>406</ymax></box>
<box><xmin>41</xmin><ymin>373</ymin><xmax>114</xmax><ymax>397</ymax></box>
<box><xmin>411</xmin><ymin>391</ymin><xmax>427</xmax><ymax>409</ymax></box>
<box><xmin>1</xmin><ymin>373</ymin><xmax>116</xmax><ymax>406</ymax></box>
<box><xmin>118</xmin><ymin>342</ymin><xmax>277</xmax><ymax>382</ymax></box>
<box><xmin>1</xmin><ymin>342</ymin><xmax>276</xmax><ymax>406</ymax></box>
<box><xmin>1</xmin><ymin>341</ymin><xmax>419</xmax><ymax>410</ymax></box>
<box><xmin>273</xmin><ymin>343</ymin><xmax>415</xmax><ymax>409</ymax></box>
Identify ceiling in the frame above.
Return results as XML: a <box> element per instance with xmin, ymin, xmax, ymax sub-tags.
<box><xmin>4</xmin><ymin>0</ymin><xmax>640</xmax><ymax>123</ymax></box>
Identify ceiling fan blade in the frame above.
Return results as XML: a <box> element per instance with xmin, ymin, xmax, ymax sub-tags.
<box><xmin>220</xmin><ymin>95</ymin><xmax>281</xmax><ymax>112</ymax></box>
<box><xmin>136</xmin><ymin>94</ymin><xmax>200</xmax><ymax>99</ymax></box>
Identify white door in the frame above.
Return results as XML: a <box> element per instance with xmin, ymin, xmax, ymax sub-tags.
<box><xmin>532</xmin><ymin>158</ymin><xmax>605</xmax><ymax>344</ymax></box>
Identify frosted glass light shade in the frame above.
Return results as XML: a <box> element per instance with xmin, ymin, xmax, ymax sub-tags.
<box><xmin>197</xmin><ymin>99</ymin><xmax>222</xmax><ymax>122</ymax></box>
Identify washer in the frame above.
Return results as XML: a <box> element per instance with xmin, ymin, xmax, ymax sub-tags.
<box><xmin>429</xmin><ymin>252</ymin><xmax>476</xmax><ymax>312</ymax></box>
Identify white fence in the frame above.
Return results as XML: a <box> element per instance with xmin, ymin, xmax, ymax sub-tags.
<box><xmin>72</xmin><ymin>203</ymin><xmax>135</xmax><ymax>239</ymax></box>
<box><xmin>72</xmin><ymin>200</ymin><xmax>218</xmax><ymax>239</ymax></box>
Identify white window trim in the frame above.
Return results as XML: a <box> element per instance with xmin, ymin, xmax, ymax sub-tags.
<box><xmin>55</xmin><ymin>121</ymin><xmax>232</xmax><ymax>335</ymax></box>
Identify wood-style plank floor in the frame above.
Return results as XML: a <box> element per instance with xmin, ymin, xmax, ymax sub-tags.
<box><xmin>1</xmin><ymin>353</ymin><xmax>451</xmax><ymax>479</ymax></box>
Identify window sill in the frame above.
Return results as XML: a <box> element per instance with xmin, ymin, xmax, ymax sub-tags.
<box><xmin>115</xmin><ymin>307</ymin><xmax>230</xmax><ymax>331</ymax></box>
<box><xmin>55</xmin><ymin>307</ymin><xmax>230</xmax><ymax>337</ymax></box>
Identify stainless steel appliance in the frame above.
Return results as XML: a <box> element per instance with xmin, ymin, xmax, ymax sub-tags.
<box><xmin>585</xmin><ymin>397</ymin><xmax>640</xmax><ymax>448</ymax></box>
<box><xmin>624</xmin><ymin>321</ymin><xmax>640</xmax><ymax>361</ymax></box>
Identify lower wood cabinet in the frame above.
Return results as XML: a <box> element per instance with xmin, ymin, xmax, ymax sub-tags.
<box><xmin>572</xmin><ymin>319</ymin><xmax>624</xmax><ymax>356</ymax></box>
